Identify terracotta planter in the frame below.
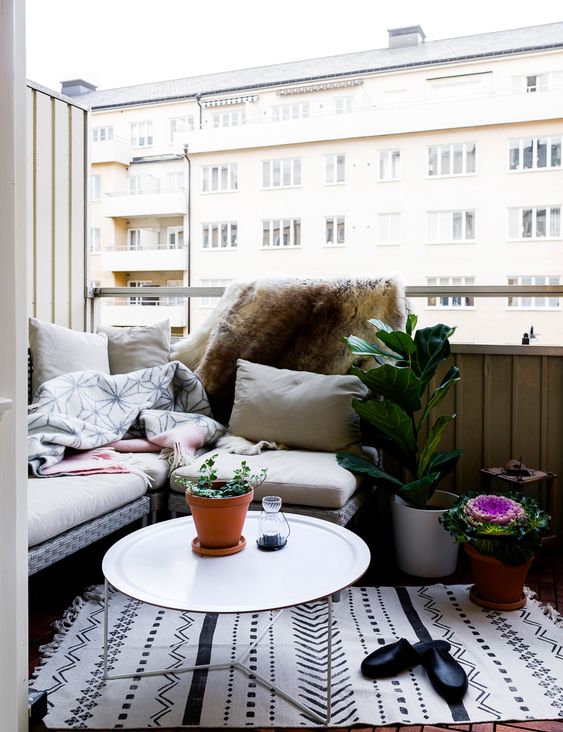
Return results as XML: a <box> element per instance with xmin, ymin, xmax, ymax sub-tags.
<box><xmin>464</xmin><ymin>543</ymin><xmax>532</xmax><ymax>610</ymax></box>
<box><xmin>186</xmin><ymin>483</ymin><xmax>253</xmax><ymax>554</ymax></box>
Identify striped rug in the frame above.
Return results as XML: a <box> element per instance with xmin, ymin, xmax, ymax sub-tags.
<box><xmin>32</xmin><ymin>584</ymin><xmax>563</xmax><ymax>728</ymax></box>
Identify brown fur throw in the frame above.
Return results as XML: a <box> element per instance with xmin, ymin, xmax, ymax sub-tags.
<box><xmin>172</xmin><ymin>275</ymin><xmax>407</xmax><ymax>424</ymax></box>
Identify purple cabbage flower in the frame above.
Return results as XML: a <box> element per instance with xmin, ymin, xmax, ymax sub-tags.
<box><xmin>464</xmin><ymin>494</ymin><xmax>526</xmax><ymax>527</ymax></box>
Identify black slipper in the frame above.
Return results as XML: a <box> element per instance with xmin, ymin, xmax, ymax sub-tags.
<box><xmin>420</xmin><ymin>646</ymin><xmax>468</xmax><ymax>702</ymax></box>
<box><xmin>361</xmin><ymin>638</ymin><xmax>451</xmax><ymax>678</ymax></box>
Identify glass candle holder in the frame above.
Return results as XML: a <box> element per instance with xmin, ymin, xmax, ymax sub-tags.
<box><xmin>256</xmin><ymin>496</ymin><xmax>290</xmax><ymax>551</ymax></box>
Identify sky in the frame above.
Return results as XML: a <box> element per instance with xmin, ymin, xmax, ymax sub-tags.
<box><xmin>26</xmin><ymin>0</ymin><xmax>563</xmax><ymax>93</ymax></box>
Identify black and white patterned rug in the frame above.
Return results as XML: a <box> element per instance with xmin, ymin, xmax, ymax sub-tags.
<box><xmin>32</xmin><ymin>584</ymin><xmax>563</xmax><ymax>729</ymax></box>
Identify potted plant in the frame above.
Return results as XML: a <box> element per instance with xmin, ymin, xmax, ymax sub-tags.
<box><xmin>440</xmin><ymin>491</ymin><xmax>550</xmax><ymax>609</ymax></box>
<box><xmin>176</xmin><ymin>455</ymin><xmax>267</xmax><ymax>556</ymax></box>
<box><xmin>336</xmin><ymin>314</ymin><xmax>463</xmax><ymax>577</ymax></box>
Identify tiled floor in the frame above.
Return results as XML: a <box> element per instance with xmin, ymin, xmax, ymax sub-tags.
<box><xmin>29</xmin><ymin>520</ymin><xmax>563</xmax><ymax>732</ymax></box>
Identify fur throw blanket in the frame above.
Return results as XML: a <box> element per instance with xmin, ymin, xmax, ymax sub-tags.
<box><xmin>172</xmin><ymin>275</ymin><xmax>407</xmax><ymax>424</ymax></box>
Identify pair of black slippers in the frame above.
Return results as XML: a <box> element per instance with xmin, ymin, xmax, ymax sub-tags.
<box><xmin>361</xmin><ymin>638</ymin><xmax>468</xmax><ymax>702</ymax></box>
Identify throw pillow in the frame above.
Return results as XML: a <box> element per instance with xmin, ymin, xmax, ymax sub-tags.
<box><xmin>228</xmin><ymin>359</ymin><xmax>368</xmax><ymax>452</ymax></box>
<box><xmin>98</xmin><ymin>320</ymin><xmax>170</xmax><ymax>374</ymax></box>
<box><xmin>29</xmin><ymin>317</ymin><xmax>110</xmax><ymax>398</ymax></box>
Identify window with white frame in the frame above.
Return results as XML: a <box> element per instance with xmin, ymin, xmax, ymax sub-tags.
<box><xmin>325</xmin><ymin>216</ymin><xmax>345</xmax><ymax>246</ymax></box>
<box><xmin>127</xmin><ymin>229</ymin><xmax>142</xmax><ymax>250</ymax></box>
<box><xmin>211</xmin><ymin>110</ymin><xmax>246</xmax><ymax>128</ymax></box>
<box><xmin>334</xmin><ymin>96</ymin><xmax>353</xmax><ymax>114</ymax></box>
<box><xmin>377</xmin><ymin>149</ymin><xmax>401</xmax><ymax>180</ymax></box>
<box><xmin>325</xmin><ymin>154</ymin><xmax>345</xmax><ymax>184</ymax></box>
<box><xmin>166</xmin><ymin>171</ymin><xmax>186</xmax><ymax>190</ymax></box>
<box><xmin>169</xmin><ymin>116</ymin><xmax>194</xmax><ymax>142</ymax></box>
<box><xmin>200</xmin><ymin>279</ymin><xmax>232</xmax><ymax>308</ymax></box>
<box><xmin>262</xmin><ymin>219</ymin><xmax>301</xmax><ymax>248</ymax></box>
<box><xmin>512</xmin><ymin>71</ymin><xmax>563</xmax><ymax>94</ymax></box>
<box><xmin>91</xmin><ymin>175</ymin><xmax>101</xmax><ymax>201</ymax></box>
<box><xmin>92</xmin><ymin>126</ymin><xmax>113</xmax><ymax>142</ymax></box>
<box><xmin>167</xmin><ymin>227</ymin><xmax>184</xmax><ymax>248</ymax></box>
<box><xmin>377</xmin><ymin>213</ymin><xmax>401</xmax><ymax>245</ymax></box>
<box><xmin>427</xmin><ymin>276</ymin><xmax>475</xmax><ymax>308</ymax></box>
<box><xmin>507</xmin><ymin>275</ymin><xmax>560</xmax><ymax>308</ymax></box>
<box><xmin>130</xmin><ymin>121</ymin><xmax>153</xmax><ymax>147</ymax></box>
<box><xmin>427</xmin><ymin>210</ymin><xmax>476</xmax><ymax>243</ymax></box>
<box><xmin>201</xmin><ymin>222</ymin><xmax>238</xmax><ymax>249</ymax></box>
<box><xmin>90</xmin><ymin>227</ymin><xmax>101</xmax><ymax>253</ymax></box>
<box><xmin>271</xmin><ymin>102</ymin><xmax>310</xmax><ymax>121</ymax></box>
<box><xmin>428</xmin><ymin>143</ymin><xmax>476</xmax><ymax>177</ymax></box>
<box><xmin>128</xmin><ymin>176</ymin><xmax>141</xmax><ymax>195</ymax></box>
<box><xmin>508</xmin><ymin>206</ymin><xmax>561</xmax><ymax>240</ymax></box>
<box><xmin>201</xmin><ymin>163</ymin><xmax>238</xmax><ymax>193</ymax></box>
<box><xmin>262</xmin><ymin>158</ymin><xmax>301</xmax><ymax>188</ymax></box>
<box><xmin>509</xmin><ymin>137</ymin><xmax>562</xmax><ymax>171</ymax></box>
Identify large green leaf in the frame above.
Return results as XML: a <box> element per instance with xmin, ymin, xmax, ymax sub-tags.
<box><xmin>413</xmin><ymin>324</ymin><xmax>456</xmax><ymax>387</ymax></box>
<box><xmin>352</xmin><ymin>398</ymin><xmax>416</xmax><ymax>460</ymax></box>
<box><xmin>351</xmin><ymin>364</ymin><xmax>422</xmax><ymax>413</ymax></box>
<box><xmin>418</xmin><ymin>366</ymin><xmax>460</xmax><ymax>428</ymax></box>
<box><xmin>344</xmin><ymin>335</ymin><xmax>401</xmax><ymax>361</ymax></box>
<box><xmin>427</xmin><ymin>449</ymin><xmax>464</xmax><ymax>482</ymax></box>
<box><xmin>336</xmin><ymin>452</ymin><xmax>404</xmax><ymax>489</ymax></box>
<box><xmin>398</xmin><ymin>473</ymin><xmax>441</xmax><ymax>509</ymax></box>
<box><xmin>376</xmin><ymin>330</ymin><xmax>417</xmax><ymax>357</ymax></box>
<box><xmin>368</xmin><ymin>318</ymin><xmax>393</xmax><ymax>333</ymax></box>
<box><xmin>405</xmin><ymin>313</ymin><xmax>418</xmax><ymax>336</ymax></box>
<box><xmin>417</xmin><ymin>414</ymin><xmax>455</xmax><ymax>477</ymax></box>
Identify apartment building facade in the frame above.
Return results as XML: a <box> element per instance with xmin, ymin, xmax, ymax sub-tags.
<box><xmin>73</xmin><ymin>23</ymin><xmax>563</xmax><ymax>343</ymax></box>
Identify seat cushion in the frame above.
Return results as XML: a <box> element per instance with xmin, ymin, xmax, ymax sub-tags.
<box><xmin>171</xmin><ymin>449</ymin><xmax>363</xmax><ymax>509</ymax></box>
<box><xmin>28</xmin><ymin>472</ymin><xmax>147</xmax><ymax>547</ymax></box>
<box><xmin>130</xmin><ymin>451</ymin><xmax>170</xmax><ymax>491</ymax></box>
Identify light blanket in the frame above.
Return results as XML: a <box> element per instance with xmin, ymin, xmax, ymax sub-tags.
<box><xmin>28</xmin><ymin>361</ymin><xmax>225</xmax><ymax>477</ymax></box>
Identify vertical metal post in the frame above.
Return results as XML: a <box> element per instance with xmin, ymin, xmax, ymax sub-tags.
<box><xmin>102</xmin><ymin>579</ymin><xmax>109</xmax><ymax>681</ymax></box>
<box><xmin>326</xmin><ymin>594</ymin><xmax>333</xmax><ymax>723</ymax></box>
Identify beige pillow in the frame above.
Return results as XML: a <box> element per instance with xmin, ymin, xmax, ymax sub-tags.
<box><xmin>228</xmin><ymin>359</ymin><xmax>368</xmax><ymax>452</ymax></box>
<box><xmin>29</xmin><ymin>317</ymin><xmax>110</xmax><ymax>397</ymax></box>
<box><xmin>98</xmin><ymin>320</ymin><xmax>170</xmax><ymax>374</ymax></box>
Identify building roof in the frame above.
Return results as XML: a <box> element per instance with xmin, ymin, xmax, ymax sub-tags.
<box><xmin>82</xmin><ymin>22</ymin><xmax>563</xmax><ymax>110</ymax></box>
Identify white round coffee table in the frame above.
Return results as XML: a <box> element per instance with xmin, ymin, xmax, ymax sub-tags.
<box><xmin>101</xmin><ymin>512</ymin><xmax>370</xmax><ymax>723</ymax></box>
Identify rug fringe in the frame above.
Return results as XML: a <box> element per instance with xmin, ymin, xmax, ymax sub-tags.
<box><xmin>525</xmin><ymin>586</ymin><xmax>563</xmax><ymax>626</ymax></box>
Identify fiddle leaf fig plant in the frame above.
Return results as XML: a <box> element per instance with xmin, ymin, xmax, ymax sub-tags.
<box><xmin>336</xmin><ymin>314</ymin><xmax>463</xmax><ymax>510</ymax></box>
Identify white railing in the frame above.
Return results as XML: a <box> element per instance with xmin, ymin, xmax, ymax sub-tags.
<box><xmin>104</xmin><ymin>187</ymin><xmax>186</xmax><ymax>197</ymax></box>
<box><xmin>103</xmin><ymin>244</ymin><xmax>186</xmax><ymax>252</ymax></box>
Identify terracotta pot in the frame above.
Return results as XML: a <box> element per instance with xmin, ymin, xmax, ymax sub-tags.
<box><xmin>464</xmin><ymin>543</ymin><xmax>532</xmax><ymax>609</ymax></box>
<box><xmin>186</xmin><ymin>483</ymin><xmax>253</xmax><ymax>550</ymax></box>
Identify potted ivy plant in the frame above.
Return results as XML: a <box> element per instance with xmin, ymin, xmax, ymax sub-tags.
<box><xmin>336</xmin><ymin>314</ymin><xmax>463</xmax><ymax>577</ymax></box>
<box><xmin>176</xmin><ymin>455</ymin><xmax>267</xmax><ymax>556</ymax></box>
<box><xmin>440</xmin><ymin>491</ymin><xmax>550</xmax><ymax>609</ymax></box>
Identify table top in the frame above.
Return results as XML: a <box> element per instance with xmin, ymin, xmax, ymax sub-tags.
<box><xmin>102</xmin><ymin>513</ymin><xmax>370</xmax><ymax>613</ymax></box>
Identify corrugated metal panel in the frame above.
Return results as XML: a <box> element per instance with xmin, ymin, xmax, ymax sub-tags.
<box><xmin>26</xmin><ymin>84</ymin><xmax>87</xmax><ymax>331</ymax></box>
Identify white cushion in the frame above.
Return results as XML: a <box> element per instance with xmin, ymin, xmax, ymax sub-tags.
<box><xmin>132</xmin><ymin>451</ymin><xmax>169</xmax><ymax>491</ymax></box>
<box><xmin>98</xmin><ymin>320</ymin><xmax>170</xmax><ymax>375</ymax></box>
<box><xmin>228</xmin><ymin>360</ymin><xmax>368</xmax><ymax>452</ymax></box>
<box><xmin>29</xmin><ymin>317</ymin><xmax>109</xmax><ymax>397</ymax></box>
<box><xmin>28</xmin><ymin>472</ymin><xmax>147</xmax><ymax>547</ymax></box>
<box><xmin>171</xmin><ymin>449</ymin><xmax>362</xmax><ymax>509</ymax></box>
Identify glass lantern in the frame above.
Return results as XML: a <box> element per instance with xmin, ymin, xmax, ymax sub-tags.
<box><xmin>256</xmin><ymin>496</ymin><xmax>290</xmax><ymax>551</ymax></box>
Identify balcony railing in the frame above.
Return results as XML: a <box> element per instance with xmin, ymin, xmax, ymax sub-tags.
<box><xmin>101</xmin><ymin>187</ymin><xmax>188</xmax><ymax>218</ymax></box>
<box><xmin>91</xmin><ymin>135</ymin><xmax>132</xmax><ymax>165</ymax></box>
<box><xmin>100</xmin><ymin>243</ymin><xmax>188</xmax><ymax>272</ymax></box>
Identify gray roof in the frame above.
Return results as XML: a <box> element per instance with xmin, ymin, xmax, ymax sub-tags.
<box><xmin>82</xmin><ymin>22</ymin><xmax>563</xmax><ymax>110</ymax></box>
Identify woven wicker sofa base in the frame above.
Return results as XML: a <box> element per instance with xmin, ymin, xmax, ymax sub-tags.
<box><xmin>167</xmin><ymin>486</ymin><xmax>371</xmax><ymax>527</ymax></box>
<box><xmin>28</xmin><ymin>496</ymin><xmax>150</xmax><ymax>575</ymax></box>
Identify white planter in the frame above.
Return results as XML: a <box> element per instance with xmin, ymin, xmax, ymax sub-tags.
<box><xmin>391</xmin><ymin>490</ymin><xmax>459</xmax><ymax>577</ymax></box>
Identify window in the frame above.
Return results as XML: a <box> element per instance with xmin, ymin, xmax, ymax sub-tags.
<box><xmin>271</xmin><ymin>102</ymin><xmax>310</xmax><ymax>121</ymax></box>
<box><xmin>428</xmin><ymin>143</ymin><xmax>476</xmax><ymax>177</ymax></box>
<box><xmin>211</xmin><ymin>110</ymin><xmax>246</xmax><ymax>127</ymax></box>
<box><xmin>166</xmin><ymin>171</ymin><xmax>186</xmax><ymax>190</ymax></box>
<box><xmin>127</xmin><ymin>229</ymin><xmax>142</xmax><ymax>250</ymax></box>
<box><xmin>130</xmin><ymin>121</ymin><xmax>153</xmax><ymax>147</ymax></box>
<box><xmin>92</xmin><ymin>126</ymin><xmax>113</xmax><ymax>142</ymax></box>
<box><xmin>509</xmin><ymin>137</ymin><xmax>562</xmax><ymax>171</ymax></box>
<box><xmin>377</xmin><ymin>149</ymin><xmax>401</xmax><ymax>180</ymax></box>
<box><xmin>169</xmin><ymin>116</ymin><xmax>194</xmax><ymax>142</ymax></box>
<box><xmin>201</xmin><ymin>222</ymin><xmax>238</xmax><ymax>249</ymax></box>
<box><xmin>262</xmin><ymin>219</ymin><xmax>301</xmax><ymax>248</ymax></box>
<box><xmin>90</xmin><ymin>227</ymin><xmax>101</xmax><ymax>253</ymax></box>
<box><xmin>127</xmin><ymin>280</ymin><xmax>155</xmax><ymax>305</ymax></box>
<box><xmin>509</xmin><ymin>206</ymin><xmax>561</xmax><ymax>239</ymax></box>
<box><xmin>377</xmin><ymin>213</ymin><xmax>401</xmax><ymax>245</ymax></box>
<box><xmin>325</xmin><ymin>216</ymin><xmax>345</xmax><ymax>246</ymax></box>
<box><xmin>427</xmin><ymin>276</ymin><xmax>475</xmax><ymax>308</ymax></box>
<box><xmin>201</xmin><ymin>163</ymin><xmax>238</xmax><ymax>193</ymax></box>
<box><xmin>167</xmin><ymin>227</ymin><xmax>184</xmax><ymax>248</ymax></box>
<box><xmin>427</xmin><ymin>210</ymin><xmax>476</xmax><ymax>243</ymax></box>
<box><xmin>91</xmin><ymin>175</ymin><xmax>101</xmax><ymax>201</ymax></box>
<box><xmin>200</xmin><ymin>279</ymin><xmax>232</xmax><ymax>308</ymax></box>
<box><xmin>507</xmin><ymin>275</ymin><xmax>560</xmax><ymax>308</ymax></box>
<box><xmin>325</xmin><ymin>154</ymin><xmax>345</xmax><ymax>184</ymax></box>
<box><xmin>128</xmin><ymin>176</ymin><xmax>141</xmax><ymax>195</ymax></box>
<box><xmin>512</xmin><ymin>71</ymin><xmax>563</xmax><ymax>93</ymax></box>
<box><xmin>335</xmin><ymin>96</ymin><xmax>353</xmax><ymax>114</ymax></box>
<box><xmin>262</xmin><ymin>158</ymin><xmax>301</xmax><ymax>188</ymax></box>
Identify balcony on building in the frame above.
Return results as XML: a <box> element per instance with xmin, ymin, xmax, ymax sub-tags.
<box><xmin>100</xmin><ymin>238</ymin><xmax>188</xmax><ymax>272</ymax></box>
<box><xmin>101</xmin><ymin>185</ymin><xmax>188</xmax><ymax>218</ymax></box>
<box><xmin>100</xmin><ymin>296</ymin><xmax>188</xmax><ymax>328</ymax></box>
<box><xmin>91</xmin><ymin>135</ymin><xmax>132</xmax><ymax>165</ymax></box>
